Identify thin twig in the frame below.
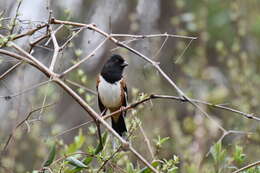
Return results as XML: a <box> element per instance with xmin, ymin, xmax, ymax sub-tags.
<box><xmin>44</xmin><ymin>25</ymin><xmax>64</xmax><ymax>46</ymax></box>
<box><xmin>0</xmin><ymin>61</ymin><xmax>23</xmax><ymax>80</ymax></box>
<box><xmin>152</xmin><ymin>34</ymin><xmax>168</xmax><ymax>60</ymax></box>
<box><xmin>60</xmin><ymin>37</ymin><xmax>108</xmax><ymax>77</ymax></box>
<box><xmin>65</xmin><ymin>79</ymin><xmax>97</xmax><ymax>95</ymax></box>
<box><xmin>9</xmin><ymin>0</ymin><xmax>22</xmax><ymax>34</ymax></box>
<box><xmin>110</xmin><ymin>33</ymin><xmax>197</xmax><ymax>40</ymax></box>
<box><xmin>52</xmin><ymin>120</ymin><xmax>93</xmax><ymax>138</ymax></box>
<box><xmin>0</xmin><ymin>80</ymin><xmax>50</xmax><ymax>99</ymax></box>
<box><xmin>175</xmin><ymin>39</ymin><xmax>193</xmax><ymax>63</ymax></box>
<box><xmin>38</xmin><ymin>82</ymin><xmax>50</xmax><ymax>120</ymax></box>
<box><xmin>2</xmin><ymin>102</ymin><xmax>56</xmax><ymax>151</ymax></box>
<box><xmin>0</xmin><ymin>34</ymin><xmax>58</xmax><ymax>78</ymax></box>
<box><xmin>232</xmin><ymin>160</ymin><xmax>260</xmax><ymax>173</ymax></box>
<box><xmin>139</xmin><ymin>123</ymin><xmax>155</xmax><ymax>160</ymax></box>
<box><xmin>29</xmin><ymin>34</ymin><xmax>49</xmax><ymax>53</ymax></box>
<box><xmin>13</xmin><ymin>23</ymin><xmax>48</xmax><ymax>40</ymax></box>
<box><xmin>60</xmin><ymin>27</ymin><xmax>84</xmax><ymax>50</ymax></box>
<box><xmin>97</xmin><ymin>146</ymin><xmax>121</xmax><ymax>173</ymax></box>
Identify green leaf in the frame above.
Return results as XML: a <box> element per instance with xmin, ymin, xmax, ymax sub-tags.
<box><xmin>233</xmin><ymin>145</ymin><xmax>246</xmax><ymax>166</ymax></box>
<box><xmin>126</xmin><ymin>162</ymin><xmax>135</xmax><ymax>173</ymax></box>
<box><xmin>154</xmin><ymin>136</ymin><xmax>170</xmax><ymax>148</ymax></box>
<box><xmin>43</xmin><ymin>143</ymin><xmax>56</xmax><ymax>167</ymax></box>
<box><xmin>64</xmin><ymin>156</ymin><xmax>93</xmax><ymax>173</ymax></box>
<box><xmin>66</xmin><ymin>157</ymin><xmax>88</xmax><ymax>168</ymax></box>
<box><xmin>65</xmin><ymin>129</ymin><xmax>86</xmax><ymax>154</ymax></box>
<box><xmin>75</xmin><ymin>49</ymin><xmax>83</xmax><ymax>57</ymax></box>
<box><xmin>77</xmin><ymin>88</ymin><xmax>85</xmax><ymax>94</ymax></box>
<box><xmin>138</xmin><ymin>160</ymin><xmax>161</xmax><ymax>173</ymax></box>
<box><xmin>77</xmin><ymin>69</ymin><xmax>84</xmax><ymax>76</ymax></box>
<box><xmin>210</xmin><ymin>142</ymin><xmax>226</xmax><ymax>166</ymax></box>
<box><xmin>94</xmin><ymin>131</ymin><xmax>108</xmax><ymax>155</ymax></box>
<box><xmin>82</xmin><ymin>156</ymin><xmax>93</xmax><ymax>165</ymax></box>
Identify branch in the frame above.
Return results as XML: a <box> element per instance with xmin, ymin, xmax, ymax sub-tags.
<box><xmin>139</xmin><ymin>123</ymin><xmax>155</xmax><ymax>160</ymax></box>
<box><xmin>110</xmin><ymin>33</ymin><xmax>197</xmax><ymax>40</ymax></box>
<box><xmin>60</xmin><ymin>37</ymin><xmax>108</xmax><ymax>77</ymax></box>
<box><xmin>13</xmin><ymin>23</ymin><xmax>48</xmax><ymax>40</ymax></box>
<box><xmin>232</xmin><ymin>160</ymin><xmax>260</xmax><ymax>173</ymax></box>
<box><xmin>9</xmin><ymin>0</ymin><xmax>22</xmax><ymax>34</ymax></box>
<box><xmin>0</xmin><ymin>44</ymin><xmax>157</xmax><ymax>172</ymax></box>
<box><xmin>3</xmin><ymin>18</ymin><xmax>258</xmax><ymax>173</ymax></box>
<box><xmin>60</xmin><ymin>27</ymin><xmax>84</xmax><ymax>51</ymax></box>
<box><xmin>102</xmin><ymin>94</ymin><xmax>260</xmax><ymax>123</ymax></box>
<box><xmin>97</xmin><ymin>147</ymin><xmax>121</xmax><ymax>173</ymax></box>
<box><xmin>49</xmin><ymin>26</ymin><xmax>60</xmax><ymax>72</ymax></box>
<box><xmin>0</xmin><ymin>40</ymin><xmax>158</xmax><ymax>173</ymax></box>
<box><xmin>0</xmin><ymin>61</ymin><xmax>23</xmax><ymax>80</ymax></box>
<box><xmin>52</xmin><ymin>77</ymin><xmax>159</xmax><ymax>173</ymax></box>
<box><xmin>0</xmin><ymin>80</ymin><xmax>50</xmax><ymax>100</ymax></box>
<box><xmin>50</xmin><ymin>19</ymin><xmax>226</xmax><ymax>133</ymax></box>
<box><xmin>2</xmin><ymin>102</ymin><xmax>56</xmax><ymax>151</ymax></box>
<box><xmin>65</xmin><ymin>79</ymin><xmax>97</xmax><ymax>95</ymax></box>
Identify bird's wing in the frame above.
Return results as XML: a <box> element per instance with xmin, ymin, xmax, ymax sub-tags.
<box><xmin>120</xmin><ymin>79</ymin><xmax>128</xmax><ymax>107</ymax></box>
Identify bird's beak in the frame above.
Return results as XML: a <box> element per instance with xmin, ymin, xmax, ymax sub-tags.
<box><xmin>121</xmin><ymin>62</ymin><xmax>128</xmax><ymax>67</ymax></box>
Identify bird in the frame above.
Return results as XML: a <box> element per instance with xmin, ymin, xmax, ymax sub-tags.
<box><xmin>96</xmin><ymin>54</ymin><xmax>128</xmax><ymax>138</ymax></box>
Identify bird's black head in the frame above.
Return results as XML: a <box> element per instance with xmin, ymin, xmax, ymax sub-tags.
<box><xmin>101</xmin><ymin>54</ymin><xmax>128</xmax><ymax>83</ymax></box>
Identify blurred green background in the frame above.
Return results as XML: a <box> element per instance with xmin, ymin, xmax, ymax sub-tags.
<box><xmin>0</xmin><ymin>0</ymin><xmax>260</xmax><ymax>172</ymax></box>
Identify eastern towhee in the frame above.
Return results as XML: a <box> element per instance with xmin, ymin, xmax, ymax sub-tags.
<box><xmin>96</xmin><ymin>54</ymin><xmax>128</xmax><ymax>137</ymax></box>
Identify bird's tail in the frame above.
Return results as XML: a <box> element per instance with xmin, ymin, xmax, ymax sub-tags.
<box><xmin>111</xmin><ymin>113</ymin><xmax>127</xmax><ymax>137</ymax></box>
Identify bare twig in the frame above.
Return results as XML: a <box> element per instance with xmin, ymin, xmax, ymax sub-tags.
<box><xmin>232</xmin><ymin>160</ymin><xmax>260</xmax><ymax>173</ymax></box>
<box><xmin>139</xmin><ymin>123</ymin><xmax>155</xmax><ymax>160</ymax></box>
<box><xmin>49</xmin><ymin>26</ymin><xmax>60</xmax><ymax>72</ymax></box>
<box><xmin>38</xmin><ymin>82</ymin><xmax>50</xmax><ymax>120</ymax></box>
<box><xmin>0</xmin><ymin>34</ymin><xmax>57</xmax><ymax>78</ymax></box>
<box><xmin>0</xmin><ymin>49</ymin><xmax>34</xmax><ymax>65</ymax></box>
<box><xmin>152</xmin><ymin>34</ymin><xmax>168</xmax><ymax>60</ymax></box>
<box><xmin>60</xmin><ymin>37</ymin><xmax>108</xmax><ymax>77</ymax></box>
<box><xmin>52</xmin><ymin>120</ymin><xmax>93</xmax><ymax>138</ymax></box>
<box><xmin>2</xmin><ymin>102</ymin><xmax>56</xmax><ymax>151</ymax></box>
<box><xmin>103</xmin><ymin>94</ymin><xmax>260</xmax><ymax>123</ymax></box>
<box><xmin>110</xmin><ymin>33</ymin><xmax>197</xmax><ymax>40</ymax></box>
<box><xmin>44</xmin><ymin>24</ymin><xmax>64</xmax><ymax>46</ymax></box>
<box><xmin>29</xmin><ymin>34</ymin><xmax>49</xmax><ymax>53</ymax></box>
<box><xmin>97</xmin><ymin>146</ymin><xmax>121</xmax><ymax>173</ymax></box>
<box><xmin>0</xmin><ymin>61</ymin><xmax>23</xmax><ymax>80</ymax></box>
<box><xmin>9</xmin><ymin>0</ymin><xmax>22</xmax><ymax>34</ymax></box>
<box><xmin>13</xmin><ymin>23</ymin><xmax>48</xmax><ymax>40</ymax></box>
<box><xmin>60</xmin><ymin>27</ymin><xmax>84</xmax><ymax>50</ymax></box>
<box><xmin>0</xmin><ymin>80</ymin><xmax>50</xmax><ymax>99</ymax></box>
<box><xmin>65</xmin><ymin>79</ymin><xmax>97</xmax><ymax>95</ymax></box>
<box><xmin>217</xmin><ymin>130</ymin><xmax>252</xmax><ymax>143</ymax></box>
<box><xmin>175</xmin><ymin>39</ymin><xmax>194</xmax><ymax>63</ymax></box>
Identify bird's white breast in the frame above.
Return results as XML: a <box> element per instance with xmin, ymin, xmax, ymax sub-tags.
<box><xmin>98</xmin><ymin>76</ymin><xmax>122</xmax><ymax>108</ymax></box>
